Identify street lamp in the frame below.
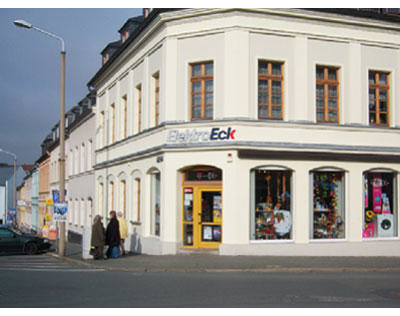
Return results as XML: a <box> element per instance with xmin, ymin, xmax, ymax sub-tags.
<box><xmin>14</xmin><ymin>19</ymin><xmax>66</xmax><ymax>257</ymax></box>
<box><xmin>0</xmin><ymin>148</ymin><xmax>17</xmax><ymax>225</ymax></box>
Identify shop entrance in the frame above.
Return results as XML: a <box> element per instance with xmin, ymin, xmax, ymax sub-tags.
<box><xmin>182</xmin><ymin>167</ymin><xmax>222</xmax><ymax>249</ymax></box>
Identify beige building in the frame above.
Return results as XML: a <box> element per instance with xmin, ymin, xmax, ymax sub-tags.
<box><xmin>88</xmin><ymin>9</ymin><xmax>400</xmax><ymax>256</ymax></box>
<box><xmin>38</xmin><ymin>153</ymin><xmax>50</xmax><ymax>233</ymax></box>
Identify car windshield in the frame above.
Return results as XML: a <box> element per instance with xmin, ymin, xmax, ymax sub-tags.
<box><xmin>8</xmin><ymin>227</ymin><xmax>23</xmax><ymax>236</ymax></box>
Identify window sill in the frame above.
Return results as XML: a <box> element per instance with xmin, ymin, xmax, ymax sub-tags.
<box><xmin>362</xmin><ymin>237</ymin><xmax>399</xmax><ymax>242</ymax></box>
<box><xmin>309</xmin><ymin>238</ymin><xmax>347</xmax><ymax>243</ymax></box>
<box><xmin>130</xmin><ymin>221</ymin><xmax>141</xmax><ymax>226</ymax></box>
<box><xmin>250</xmin><ymin>239</ymin><xmax>293</xmax><ymax>244</ymax></box>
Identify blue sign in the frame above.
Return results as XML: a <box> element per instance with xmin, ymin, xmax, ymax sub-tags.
<box><xmin>8</xmin><ymin>208</ymin><xmax>16</xmax><ymax>216</ymax></box>
<box><xmin>52</xmin><ymin>190</ymin><xmax>67</xmax><ymax>203</ymax></box>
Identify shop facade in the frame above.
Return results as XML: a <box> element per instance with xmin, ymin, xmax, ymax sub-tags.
<box><xmin>90</xmin><ymin>9</ymin><xmax>400</xmax><ymax>256</ymax></box>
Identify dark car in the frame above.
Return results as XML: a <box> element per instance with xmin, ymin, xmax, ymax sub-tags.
<box><xmin>0</xmin><ymin>225</ymin><xmax>52</xmax><ymax>255</ymax></box>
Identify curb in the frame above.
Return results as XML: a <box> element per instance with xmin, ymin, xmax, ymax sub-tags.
<box><xmin>46</xmin><ymin>253</ymin><xmax>400</xmax><ymax>273</ymax></box>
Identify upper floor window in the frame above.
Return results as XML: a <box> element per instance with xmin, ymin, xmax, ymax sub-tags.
<box><xmin>121</xmin><ymin>31</ymin><xmax>128</xmax><ymax>43</ymax></box>
<box><xmin>316</xmin><ymin>66</ymin><xmax>339</xmax><ymax>123</ymax></box>
<box><xmin>190</xmin><ymin>62</ymin><xmax>213</xmax><ymax>120</ymax></box>
<box><xmin>110</xmin><ymin>103</ymin><xmax>115</xmax><ymax>143</ymax></box>
<box><xmin>122</xmin><ymin>95</ymin><xmax>127</xmax><ymax>139</ymax></box>
<box><xmin>100</xmin><ymin>111</ymin><xmax>105</xmax><ymax>148</ymax></box>
<box><xmin>369</xmin><ymin>71</ymin><xmax>390</xmax><ymax>126</ymax></box>
<box><xmin>153</xmin><ymin>72</ymin><xmax>160</xmax><ymax>126</ymax></box>
<box><xmin>136</xmin><ymin>84</ymin><xmax>142</xmax><ymax>133</ymax></box>
<box><xmin>258</xmin><ymin>61</ymin><xmax>283</xmax><ymax>120</ymax></box>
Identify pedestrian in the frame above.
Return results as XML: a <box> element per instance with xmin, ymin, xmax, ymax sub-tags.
<box><xmin>105</xmin><ymin>210</ymin><xmax>120</xmax><ymax>258</ymax></box>
<box><xmin>90</xmin><ymin>215</ymin><xmax>105</xmax><ymax>260</ymax></box>
<box><xmin>117</xmin><ymin>211</ymin><xmax>128</xmax><ymax>256</ymax></box>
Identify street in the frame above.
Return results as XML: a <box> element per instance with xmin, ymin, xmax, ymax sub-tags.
<box><xmin>0</xmin><ymin>254</ymin><xmax>400</xmax><ymax>307</ymax></box>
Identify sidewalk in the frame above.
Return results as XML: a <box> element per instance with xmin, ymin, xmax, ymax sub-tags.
<box><xmin>49</xmin><ymin>241</ymin><xmax>400</xmax><ymax>273</ymax></box>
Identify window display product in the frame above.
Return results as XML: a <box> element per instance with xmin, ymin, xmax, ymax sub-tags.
<box><xmin>252</xmin><ymin>170</ymin><xmax>292</xmax><ymax>240</ymax></box>
<box><xmin>363</xmin><ymin>172</ymin><xmax>397</xmax><ymax>238</ymax></box>
<box><xmin>312</xmin><ymin>172</ymin><xmax>345</xmax><ymax>239</ymax></box>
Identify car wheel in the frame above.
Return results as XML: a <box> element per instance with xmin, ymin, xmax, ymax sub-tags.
<box><xmin>24</xmin><ymin>242</ymin><xmax>38</xmax><ymax>255</ymax></box>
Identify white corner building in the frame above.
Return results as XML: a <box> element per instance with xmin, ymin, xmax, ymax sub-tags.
<box><xmin>88</xmin><ymin>8</ymin><xmax>400</xmax><ymax>256</ymax></box>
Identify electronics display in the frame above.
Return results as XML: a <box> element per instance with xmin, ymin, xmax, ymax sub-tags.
<box><xmin>378</xmin><ymin>213</ymin><xmax>394</xmax><ymax>237</ymax></box>
<box><xmin>363</xmin><ymin>172</ymin><xmax>396</xmax><ymax>238</ymax></box>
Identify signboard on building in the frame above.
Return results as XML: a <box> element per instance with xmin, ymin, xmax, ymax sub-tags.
<box><xmin>46</xmin><ymin>198</ymin><xmax>53</xmax><ymax>206</ymax></box>
<box><xmin>52</xmin><ymin>190</ymin><xmax>67</xmax><ymax>204</ymax></box>
<box><xmin>8</xmin><ymin>208</ymin><xmax>16</xmax><ymax>216</ymax></box>
<box><xmin>167</xmin><ymin>127</ymin><xmax>237</xmax><ymax>143</ymax></box>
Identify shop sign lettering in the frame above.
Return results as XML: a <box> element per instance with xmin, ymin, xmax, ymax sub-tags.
<box><xmin>167</xmin><ymin>127</ymin><xmax>236</xmax><ymax>143</ymax></box>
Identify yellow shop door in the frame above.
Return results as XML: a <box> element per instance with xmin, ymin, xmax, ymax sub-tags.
<box><xmin>182</xmin><ymin>185</ymin><xmax>222</xmax><ymax>249</ymax></box>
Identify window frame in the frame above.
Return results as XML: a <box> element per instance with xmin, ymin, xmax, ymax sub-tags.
<box><xmin>190</xmin><ymin>61</ymin><xmax>214</xmax><ymax>121</ymax></box>
<box><xmin>136</xmin><ymin>84</ymin><xmax>142</xmax><ymax>133</ymax></box>
<box><xmin>316</xmin><ymin>66</ymin><xmax>340</xmax><ymax>124</ymax></box>
<box><xmin>153</xmin><ymin>72</ymin><xmax>160</xmax><ymax>126</ymax></box>
<box><xmin>368</xmin><ymin>70</ymin><xmax>390</xmax><ymax>127</ymax></box>
<box><xmin>122</xmin><ymin>95</ymin><xmax>127</xmax><ymax>139</ymax></box>
<box><xmin>257</xmin><ymin>60</ymin><xmax>284</xmax><ymax>120</ymax></box>
<box><xmin>310</xmin><ymin>170</ymin><xmax>346</xmax><ymax>240</ymax></box>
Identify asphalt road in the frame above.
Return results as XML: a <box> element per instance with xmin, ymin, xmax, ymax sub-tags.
<box><xmin>1</xmin><ymin>255</ymin><xmax>400</xmax><ymax>307</ymax></box>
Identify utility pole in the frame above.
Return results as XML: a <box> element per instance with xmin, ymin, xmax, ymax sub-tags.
<box><xmin>13</xmin><ymin>19</ymin><xmax>67</xmax><ymax>256</ymax></box>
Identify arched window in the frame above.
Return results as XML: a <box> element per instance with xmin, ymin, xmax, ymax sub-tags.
<box><xmin>363</xmin><ymin>169</ymin><xmax>397</xmax><ymax>238</ymax></box>
<box><xmin>250</xmin><ymin>167</ymin><xmax>292</xmax><ymax>240</ymax></box>
<box><xmin>311</xmin><ymin>168</ymin><xmax>345</xmax><ymax>240</ymax></box>
<box><xmin>150</xmin><ymin>169</ymin><xmax>161</xmax><ymax>236</ymax></box>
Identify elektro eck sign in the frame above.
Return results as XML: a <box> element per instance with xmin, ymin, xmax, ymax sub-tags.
<box><xmin>167</xmin><ymin>127</ymin><xmax>236</xmax><ymax>143</ymax></box>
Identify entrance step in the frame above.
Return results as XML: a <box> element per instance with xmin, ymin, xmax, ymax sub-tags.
<box><xmin>177</xmin><ymin>248</ymin><xmax>219</xmax><ymax>255</ymax></box>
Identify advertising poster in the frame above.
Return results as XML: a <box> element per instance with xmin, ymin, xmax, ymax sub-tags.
<box><xmin>203</xmin><ymin>226</ymin><xmax>213</xmax><ymax>241</ymax></box>
<box><xmin>53</xmin><ymin>202</ymin><xmax>68</xmax><ymax>222</ymax></box>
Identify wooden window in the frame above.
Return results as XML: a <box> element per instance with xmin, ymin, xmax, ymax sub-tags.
<box><xmin>122</xmin><ymin>95</ymin><xmax>127</xmax><ymax>138</ymax></box>
<box><xmin>99</xmin><ymin>183</ymin><xmax>104</xmax><ymax>218</ymax></box>
<box><xmin>316</xmin><ymin>66</ymin><xmax>339</xmax><ymax>123</ymax></box>
<box><xmin>369</xmin><ymin>71</ymin><xmax>390</xmax><ymax>126</ymax></box>
<box><xmin>109</xmin><ymin>181</ymin><xmax>114</xmax><ymax>211</ymax></box>
<box><xmin>190</xmin><ymin>62</ymin><xmax>213</xmax><ymax>120</ymax></box>
<box><xmin>121</xmin><ymin>180</ymin><xmax>126</xmax><ymax>218</ymax></box>
<box><xmin>154</xmin><ymin>72</ymin><xmax>160</xmax><ymax>126</ymax></box>
<box><xmin>100</xmin><ymin>111</ymin><xmax>105</xmax><ymax>147</ymax></box>
<box><xmin>135</xmin><ymin>178</ymin><xmax>141</xmax><ymax>222</ymax></box>
<box><xmin>258</xmin><ymin>61</ymin><xmax>284</xmax><ymax>120</ymax></box>
<box><xmin>110</xmin><ymin>103</ymin><xmax>115</xmax><ymax>143</ymax></box>
<box><xmin>136</xmin><ymin>85</ymin><xmax>142</xmax><ymax>133</ymax></box>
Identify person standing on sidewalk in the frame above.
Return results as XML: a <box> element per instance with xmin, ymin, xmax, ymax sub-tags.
<box><xmin>90</xmin><ymin>215</ymin><xmax>105</xmax><ymax>260</ymax></box>
<box><xmin>117</xmin><ymin>211</ymin><xmax>128</xmax><ymax>256</ymax></box>
<box><xmin>105</xmin><ymin>210</ymin><xmax>120</xmax><ymax>258</ymax></box>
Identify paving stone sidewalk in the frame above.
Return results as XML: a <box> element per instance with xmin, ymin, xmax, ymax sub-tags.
<box><xmin>48</xmin><ymin>241</ymin><xmax>400</xmax><ymax>273</ymax></box>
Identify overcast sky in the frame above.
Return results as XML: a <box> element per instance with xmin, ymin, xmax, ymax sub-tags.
<box><xmin>0</xmin><ymin>8</ymin><xmax>142</xmax><ymax>165</ymax></box>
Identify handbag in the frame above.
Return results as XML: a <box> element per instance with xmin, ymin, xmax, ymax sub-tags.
<box><xmin>89</xmin><ymin>246</ymin><xmax>95</xmax><ymax>256</ymax></box>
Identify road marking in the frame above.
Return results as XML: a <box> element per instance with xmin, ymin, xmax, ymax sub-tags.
<box><xmin>0</xmin><ymin>268</ymin><xmax>104</xmax><ymax>272</ymax></box>
<box><xmin>0</xmin><ymin>255</ymin><xmax>98</xmax><ymax>272</ymax></box>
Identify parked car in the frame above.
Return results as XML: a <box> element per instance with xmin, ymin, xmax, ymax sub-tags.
<box><xmin>0</xmin><ymin>225</ymin><xmax>52</xmax><ymax>255</ymax></box>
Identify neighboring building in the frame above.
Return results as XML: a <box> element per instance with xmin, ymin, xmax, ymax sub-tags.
<box><xmin>0</xmin><ymin>163</ymin><xmax>26</xmax><ymax>225</ymax></box>
<box><xmin>46</xmin><ymin>92</ymin><xmax>96</xmax><ymax>240</ymax></box>
<box><xmin>0</xmin><ymin>165</ymin><xmax>13</xmax><ymax>225</ymax></box>
<box><xmin>23</xmin><ymin>171</ymin><xmax>33</xmax><ymax>230</ymax></box>
<box><xmin>65</xmin><ymin>93</ymin><xmax>96</xmax><ymax>239</ymax></box>
<box><xmin>37</xmin><ymin>152</ymin><xmax>50</xmax><ymax>233</ymax></box>
<box><xmin>88</xmin><ymin>8</ymin><xmax>400</xmax><ymax>256</ymax></box>
<box><xmin>31</xmin><ymin>167</ymin><xmax>39</xmax><ymax>232</ymax></box>
<box><xmin>16</xmin><ymin>182</ymin><xmax>25</xmax><ymax>227</ymax></box>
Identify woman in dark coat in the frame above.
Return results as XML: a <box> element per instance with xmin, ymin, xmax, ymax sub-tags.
<box><xmin>91</xmin><ymin>215</ymin><xmax>105</xmax><ymax>260</ymax></box>
<box><xmin>105</xmin><ymin>210</ymin><xmax>121</xmax><ymax>258</ymax></box>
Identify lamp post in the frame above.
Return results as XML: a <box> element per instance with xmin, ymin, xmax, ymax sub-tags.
<box><xmin>14</xmin><ymin>19</ymin><xmax>66</xmax><ymax>256</ymax></box>
<box><xmin>0</xmin><ymin>148</ymin><xmax>17</xmax><ymax>224</ymax></box>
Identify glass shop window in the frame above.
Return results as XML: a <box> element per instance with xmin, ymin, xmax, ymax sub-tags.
<box><xmin>312</xmin><ymin>171</ymin><xmax>345</xmax><ymax>239</ymax></box>
<box><xmin>251</xmin><ymin>169</ymin><xmax>292</xmax><ymax>240</ymax></box>
<box><xmin>151</xmin><ymin>171</ymin><xmax>161</xmax><ymax>236</ymax></box>
<box><xmin>363</xmin><ymin>172</ymin><xmax>397</xmax><ymax>238</ymax></box>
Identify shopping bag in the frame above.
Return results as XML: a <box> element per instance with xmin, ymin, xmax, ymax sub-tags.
<box><xmin>110</xmin><ymin>246</ymin><xmax>119</xmax><ymax>258</ymax></box>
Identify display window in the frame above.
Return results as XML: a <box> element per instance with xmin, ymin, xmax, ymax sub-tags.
<box><xmin>251</xmin><ymin>169</ymin><xmax>292</xmax><ymax>240</ymax></box>
<box><xmin>150</xmin><ymin>171</ymin><xmax>161</xmax><ymax>236</ymax></box>
<box><xmin>312</xmin><ymin>171</ymin><xmax>345</xmax><ymax>239</ymax></box>
<box><xmin>363</xmin><ymin>171</ymin><xmax>397</xmax><ymax>238</ymax></box>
